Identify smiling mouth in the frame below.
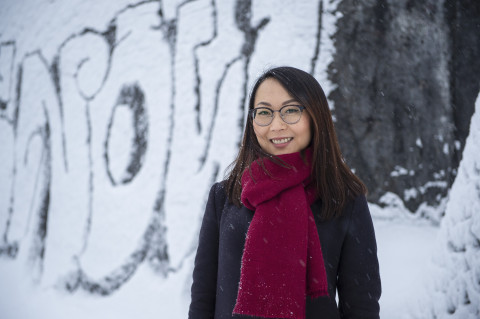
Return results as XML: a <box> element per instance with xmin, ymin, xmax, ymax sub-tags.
<box><xmin>271</xmin><ymin>137</ymin><xmax>293</xmax><ymax>144</ymax></box>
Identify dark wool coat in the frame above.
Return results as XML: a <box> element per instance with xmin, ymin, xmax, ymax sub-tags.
<box><xmin>189</xmin><ymin>182</ymin><xmax>381</xmax><ymax>319</ymax></box>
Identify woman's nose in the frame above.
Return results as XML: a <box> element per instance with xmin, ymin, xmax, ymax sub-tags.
<box><xmin>269</xmin><ymin>112</ymin><xmax>286</xmax><ymax>130</ymax></box>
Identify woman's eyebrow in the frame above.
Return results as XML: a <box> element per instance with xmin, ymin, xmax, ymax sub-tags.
<box><xmin>256</xmin><ymin>101</ymin><xmax>272</xmax><ymax>107</ymax></box>
<box><xmin>282</xmin><ymin>99</ymin><xmax>298</xmax><ymax>105</ymax></box>
<box><xmin>256</xmin><ymin>99</ymin><xmax>299</xmax><ymax>107</ymax></box>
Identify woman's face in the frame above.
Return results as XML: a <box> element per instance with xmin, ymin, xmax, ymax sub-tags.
<box><xmin>252</xmin><ymin>78</ymin><xmax>312</xmax><ymax>155</ymax></box>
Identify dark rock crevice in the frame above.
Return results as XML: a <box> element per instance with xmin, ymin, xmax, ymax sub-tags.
<box><xmin>193</xmin><ymin>0</ymin><xmax>218</xmax><ymax>134</ymax></box>
<box><xmin>234</xmin><ymin>0</ymin><xmax>270</xmax><ymax>146</ymax></box>
<box><xmin>444</xmin><ymin>0</ymin><xmax>480</xmax><ymax>175</ymax></box>
<box><xmin>310</xmin><ymin>0</ymin><xmax>323</xmax><ymax>75</ymax></box>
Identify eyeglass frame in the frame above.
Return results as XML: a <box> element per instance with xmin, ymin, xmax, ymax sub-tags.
<box><xmin>248</xmin><ymin>105</ymin><xmax>306</xmax><ymax>126</ymax></box>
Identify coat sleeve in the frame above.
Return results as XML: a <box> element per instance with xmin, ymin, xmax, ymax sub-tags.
<box><xmin>188</xmin><ymin>183</ymin><xmax>224</xmax><ymax>319</ymax></box>
<box><xmin>337</xmin><ymin>195</ymin><xmax>381</xmax><ymax>319</ymax></box>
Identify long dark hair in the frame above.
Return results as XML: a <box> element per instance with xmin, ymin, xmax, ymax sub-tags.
<box><xmin>225</xmin><ymin>66</ymin><xmax>367</xmax><ymax>220</ymax></box>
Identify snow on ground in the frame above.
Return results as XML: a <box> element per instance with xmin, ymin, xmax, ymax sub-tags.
<box><xmin>374</xmin><ymin>219</ymin><xmax>438</xmax><ymax>319</ymax></box>
<box><xmin>0</xmin><ymin>213</ymin><xmax>439</xmax><ymax>319</ymax></box>
<box><xmin>0</xmin><ymin>254</ymin><xmax>193</xmax><ymax>319</ymax></box>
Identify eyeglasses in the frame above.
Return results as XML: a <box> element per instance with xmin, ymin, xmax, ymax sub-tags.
<box><xmin>249</xmin><ymin>105</ymin><xmax>306</xmax><ymax>126</ymax></box>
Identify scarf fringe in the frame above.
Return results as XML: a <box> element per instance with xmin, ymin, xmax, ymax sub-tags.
<box><xmin>308</xmin><ymin>288</ymin><xmax>329</xmax><ymax>300</ymax></box>
<box><xmin>233</xmin><ymin>310</ymin><xmax>299</xmax><ymax>319</ymax></box>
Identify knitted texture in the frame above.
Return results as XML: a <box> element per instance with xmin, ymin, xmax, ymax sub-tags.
<box><xmin>233</xmin><ymin>149</ymin><xmax>328</xmax><ymax>319</ymax></box>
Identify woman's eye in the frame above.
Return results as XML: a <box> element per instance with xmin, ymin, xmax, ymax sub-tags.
<box><xmin>284</xmin><ymin>107</ymin><xmax>300</xmax><ymax>114</ymax></box>
<box><xmin>257</xmin><ymin>110</ymin><xmax>271</xmax><ymax>116</ymax></box>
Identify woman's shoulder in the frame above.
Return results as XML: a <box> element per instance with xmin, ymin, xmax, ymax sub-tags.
<box><xmin>207</xmin><ymin>181</ymin><xmax>229</xmax><ymax>211</ymax></box>
<box><xmin>210</xmin><ymin>180</ymin><xmax>227</xmax><ymax>199</ymax></box>
<box><xmin>342</xmin><ymin>193</ymin><xmax>375</xmax><ymax>233</ymax></box>
<box><xmin>315</xmin><ymin>194</ymin><xmax>368</xmax><ymax>217</ymax></box>
<box><xmin>352</xmin><ymin>193</ymin><xmax>368</xmax><ymax>209</ymax></box>
<box><xmin>343</xmin><ymin>193</ymin><xmax>368</xmax><ymax>214</ymax></box>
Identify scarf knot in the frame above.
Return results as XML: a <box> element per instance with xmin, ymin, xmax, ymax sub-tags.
<box><xmin>233</xmin><ymin>149</ymin><xmax>328</xmax><ymax>319</ymax></box>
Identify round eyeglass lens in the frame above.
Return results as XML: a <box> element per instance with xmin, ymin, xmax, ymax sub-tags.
<box><xmin>280</xmin><ymin>105</ymin><xmax>302</xmax><ymax>124</ymax></box>
<box><xmin>254</xmin><ymin>108</ymin><xmax>273</xmax><ymax>126</ymax></box>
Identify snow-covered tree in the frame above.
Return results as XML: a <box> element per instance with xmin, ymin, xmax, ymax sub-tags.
<box><xmin>423</xmin><ymin>92</ymin><xmax>480</xmax><ymax>318</ymax></box>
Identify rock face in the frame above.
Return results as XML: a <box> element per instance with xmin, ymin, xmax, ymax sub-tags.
<box><xmin>330</xmin><ymin>0</ymin><xmax>480</xmax><ymax>214</ymax></box>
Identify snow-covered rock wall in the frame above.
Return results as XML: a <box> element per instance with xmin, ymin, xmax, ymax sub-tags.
<box><xmin>0</xmin><ymin>0</ymin><xmax>337</xmax><ymax>297</ymax></box>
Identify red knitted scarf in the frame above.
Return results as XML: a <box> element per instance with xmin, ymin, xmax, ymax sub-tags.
<box><xmin>233</xmin><ymin>149</ymin><xmax>328</xmax><ymax>319</ymax></box>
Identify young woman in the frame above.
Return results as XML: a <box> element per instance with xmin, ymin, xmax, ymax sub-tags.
<box><xmin>189</xmin><ymin>66</ymin><xmax>381</xmax><ymax>319</ymax></box>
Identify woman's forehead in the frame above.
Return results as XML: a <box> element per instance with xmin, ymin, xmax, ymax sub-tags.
<box><xmin>254</xmin><ymin>78</ymin><xmax>296</xmax><ymax>106</ymax></box>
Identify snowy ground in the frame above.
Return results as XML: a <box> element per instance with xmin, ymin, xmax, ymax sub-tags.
<box><xmin>375</xmin><ymin>219</ymin><xmax>438</xmax><ymax>319</ymax></box>
<box><xmin>0</xmin><ymin>215</ymin><xmax>439</xmax><ymax>319</ymax></box>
